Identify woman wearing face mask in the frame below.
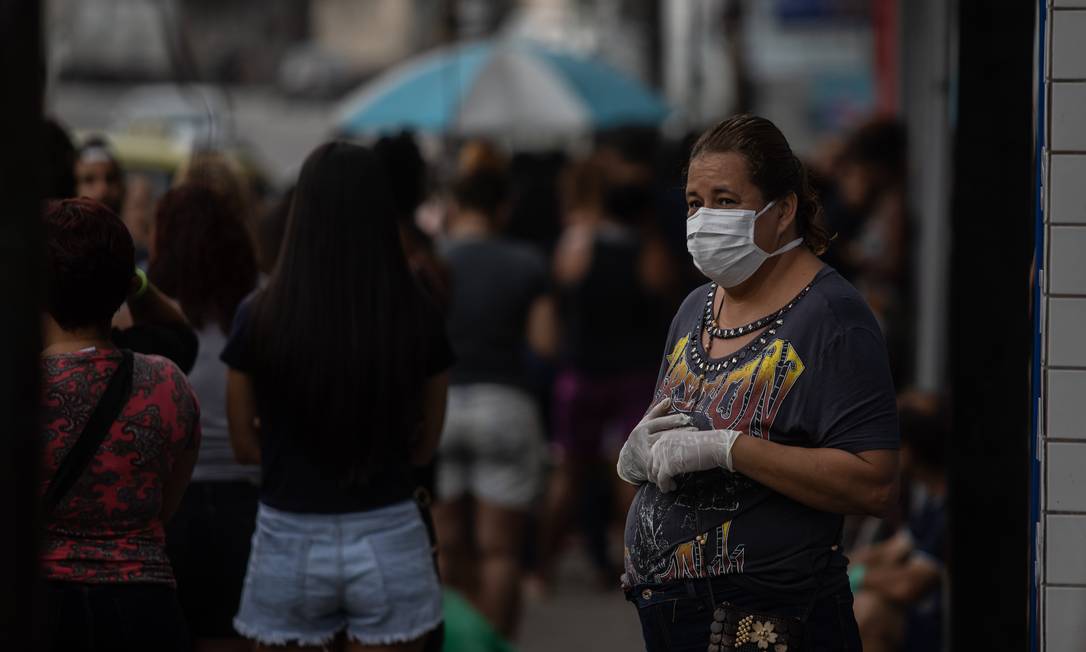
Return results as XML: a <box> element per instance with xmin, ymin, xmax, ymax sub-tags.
<box><xmin>618</xmin><ymin>115</ymin><xmax>900</xmax><ymax>652</ymax></box>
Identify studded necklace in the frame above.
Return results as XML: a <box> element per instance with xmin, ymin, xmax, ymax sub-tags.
<box><xmin>702</xmin><ymin>282</ymin><xmax>813</xmax><ymax>340</ymax></box>
<box><xmin>688</xmin><ymin>281</ymin><xmax>813</xmax><ymax>375</ymax></box>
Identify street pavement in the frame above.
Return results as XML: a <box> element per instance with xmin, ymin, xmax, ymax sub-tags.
<box><xmin>517</xmin><ymin>549</ymin><xmax>643</xmax><ymax>652</ymax></box>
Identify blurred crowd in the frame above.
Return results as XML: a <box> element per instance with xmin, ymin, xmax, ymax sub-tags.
<box><xmin>37</xmin><ymin>112</ymin><xmax>944</xmax><ymax>652</ymax></box>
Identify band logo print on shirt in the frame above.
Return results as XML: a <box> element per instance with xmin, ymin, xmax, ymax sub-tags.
<box><xmin>658</xmin><ymin>335</ymin><xmax>806</xmax><ymax>439</ymax></box>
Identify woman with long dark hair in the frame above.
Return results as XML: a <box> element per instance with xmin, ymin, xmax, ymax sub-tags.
<box><xmin>222</xmin><ymin>142</ymin><xmax>451</xmax><ymax>651</ymax></box>
<box><xmin>150</xmin><ymin>183</ymin><xmax>260</xmax><ymax>652</ymax></box>
<box><xmin>619</xmin><ymin>115</ymin><xmax>899</xmax><ymax>651</ymax></box>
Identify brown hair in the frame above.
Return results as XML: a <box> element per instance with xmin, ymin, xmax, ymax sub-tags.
<box><xmin>689</xmin><ymin>114</ymin><xmax>830</xmax><ymax>255</ymax></box>
<box><xmin>149</xmin><ymin>184</ymin><xmax>258</xmax><ymax>333</ymax></box>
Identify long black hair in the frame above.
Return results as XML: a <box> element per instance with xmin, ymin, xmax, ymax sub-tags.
<box><xmin>250</xmin><ymin>142</ymin><xmax>427</xmax><ymax>480</ymax></box>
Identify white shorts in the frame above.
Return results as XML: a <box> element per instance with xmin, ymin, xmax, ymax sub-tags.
<box><xmin>436</xmin><ymin>384</ymin><xmax>548</xmax><ymax>509</ymax></box>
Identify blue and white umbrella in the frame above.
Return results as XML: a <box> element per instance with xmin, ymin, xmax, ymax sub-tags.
<box><xmin>335</xmin><ymin>40</ymin><xmax>670</xmax><ymax>138</ymax></box>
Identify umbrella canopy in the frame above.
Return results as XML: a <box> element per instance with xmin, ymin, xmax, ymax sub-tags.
<box><xmin>335</xmin><ymin>40</ymin><xmax>669</xmax><ymax>138</ymax></box>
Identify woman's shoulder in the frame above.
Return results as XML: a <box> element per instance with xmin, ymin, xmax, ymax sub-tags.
<box><xmin>131</xmin><ymin>352</ymin><xmax>200</xmax><ymax>438</ymax></box>
<box><xmin>804</xmin><ymin>266</ymin><xmax>883</xmax><ymax>335</ymax></box>
<box><xmin>133</xmin><ymin>352</ymin><xmax>196</xmax><ymax>399</ymax></box>
<box><xmin>678</xmin><ymin>282</ymin><xmax>714</xmax><ymax>318</ymax></box>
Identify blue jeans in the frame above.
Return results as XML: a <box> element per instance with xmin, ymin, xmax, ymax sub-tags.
<box><xmin>627</xmin><ymin>577</ymin><xmax>862</xmax><ymax>652</ymax></box>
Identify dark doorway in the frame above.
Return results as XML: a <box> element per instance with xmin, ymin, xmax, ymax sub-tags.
<box><xmin>947</xmin><ymin>1</ymin><xmax>1036</xmax><ymax>649</ymax></box>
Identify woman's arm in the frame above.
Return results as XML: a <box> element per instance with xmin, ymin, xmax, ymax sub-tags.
<box><xmin>126</xmin><ymin>281</ymin><xmax>188</xmax><ymax>327</ymax></box>
<box><xmin>411</xmin><ymin>371</ymin><xmax>449</xmax><ymax>466</ymax></box>
<box><xmin>730</xmin><ymin>437</ymin><xmax>899</xmax><ymax>516</ymax></box>
<box><xmin>161</xmin><ymin>443</ymin><xmax>198</xmax><ymax>522</ymax></box>
<box><xmin>225</xmin><ymin>369</ymin><xmax>262</xmax><ymax>465</ymax></box>
<box><xmin>861</xmin><ymin>555</ymin><xmax>941</xmax><ymax>604</ymax></box>
<box><xmin>526</xmin><ymin>295</ymin><xmax>558</xmax><ymax>359</ymax></box>
<box><xmin>553</xmin><ymin>223</ymin><xmax>594</xmax><ymax>286</ymax></box>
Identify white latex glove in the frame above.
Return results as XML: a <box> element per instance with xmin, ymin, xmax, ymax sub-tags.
<box><xmin>648</xmin><ymin>427</ymin><xmax>742</xmax><ymax>493</ymax></box>
<box><xmin>616</xmin><ymin>398</ymin><xmax>694</xmax><ymax>485</ymax></box>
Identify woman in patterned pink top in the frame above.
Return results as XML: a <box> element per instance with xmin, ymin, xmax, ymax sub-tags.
<box><xmin>38</xmin><ymin>198</ymin><xmax>201</xmax><ymax>651</ymax></box>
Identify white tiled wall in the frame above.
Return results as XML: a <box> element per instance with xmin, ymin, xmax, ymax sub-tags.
<box><xmin>1043</xmin><ymin>7</ymin><xmax>1086</xmax><ymax>652</ymax></box>
<box><xmin>1049</xmin><ymin>156</ymin><xmax>1086</xmax><ymax>223</ymax></box>
<box><xmin>1046</xmin><ymin>587</ymin><xmax>1086</xmax><ymax>651</ymax></box>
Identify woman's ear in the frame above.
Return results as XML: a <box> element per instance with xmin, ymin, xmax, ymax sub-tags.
<box><xmin>776</xmin><ymin>192</ymin><xmax>799</xmax><ymax>237</ymax></box>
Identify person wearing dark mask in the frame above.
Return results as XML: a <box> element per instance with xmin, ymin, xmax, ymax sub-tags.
<box><xmin>618</xmin><ymin>115</ymin><xmax>899</xmax><ymax>651</ymax></box>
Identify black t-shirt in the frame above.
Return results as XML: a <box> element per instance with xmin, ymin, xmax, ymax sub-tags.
<box><xmin>558</xmin><ymin>227</ymin><xmax>666</xmax><ymax>375</ymax></box>
<box><xmin>220</xmin><ymin>293</ymin><xmax>454</xmax><ymax>514</ymax></box>
<box><xmin>623</xmin><ymin>266</ymin><xmax>899</xmax><ymax>598</ymax></box>
<box><xmin>441</xmin><ymin>236</ymin><xmax>548</xmax><ymax>388</ymax></box>
<box><xmin>112</xmin><ymin>323</ymin><xmax>198</xmax><ymax>374</ymax></box>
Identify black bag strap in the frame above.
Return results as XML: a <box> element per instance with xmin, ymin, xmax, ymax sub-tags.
<box><xmin>42</xmin><ymin>349</ymin><xmax>134</xmax><ymax>517</ymax></box>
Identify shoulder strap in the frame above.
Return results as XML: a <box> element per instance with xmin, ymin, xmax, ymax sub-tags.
<box><xmin>42</xmin><ymin>349</ymin><xmax>135</xmax><ymax>517</ymax></box>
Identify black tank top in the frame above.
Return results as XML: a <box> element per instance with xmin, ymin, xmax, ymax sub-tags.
<box><xmin>558</xmin><ymin>226</ymin><xmax>664</xmax><ymax>376</ymax></box>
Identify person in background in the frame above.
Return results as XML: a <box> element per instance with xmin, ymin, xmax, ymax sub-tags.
<box><xmin>831</xmin><ymin>119</ymin><xmax>910</xmax><ymax>379</ymax></box>
<box><xmin>150</xmin><ymin>185</ymin><xmax>261</xmax><ymax>652</ymax></box>
<box><xmin>432</xmin><ymin>163</ymin><xmax>557</xmax><ymax>638</ymax></box>
<box><xmin>534</xmin><ymin>149</ymin><xmax>675</xmax><ymax>589</ymax></box>
<box><xmin>503</xmin><ymin>151</ymin><xmax>567</xmax><ymax>257</ymax></box>
<box><xmin>110</xmin><ymin>272</ymin><xmax>200</xmax><ymax>375</ymax></box>
<box><xmin>374</xmin><ymin>131</ymin><xmax>448</xmax><ymax>307</ymax></box>
<box><xmin>851</xmin><ymin>395</ymin><xmax>947</xmax><ymax>652</ymax></box>
<box><xmin>255</xmin><ymin>186</ymin><xmax>293</xmax><ymax>276</ymax></box>
<box><xmin>39</xmin><ymin>198</ymin><xmax>201</xmax><ymax>651</ymax></box>
<box><xmin>75</xmin><ymin>136</ymin><xmax>126</xmax><ymax>216</ymax></box>
<box><xmin>223</xmin><ymin>142</ymin><xmax>451</xmax><ymax>651</ymax></box>
<box><xmin>75</xmin><ymin>134</ymin><xmax>155</xmax><ymax>267</ymax></box>
<box><xmin>174</xmin><ymin>150</ymin><xmax>257</xmax><ymax>230</ymax></box>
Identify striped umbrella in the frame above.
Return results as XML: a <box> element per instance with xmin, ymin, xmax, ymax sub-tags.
<box><xmin>335</xmin><ymin>39</ymin><xmax>670</xmax><ymax>138</ymax></box>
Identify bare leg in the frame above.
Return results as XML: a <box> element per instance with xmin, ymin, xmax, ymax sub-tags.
<box><xmin>432</xmin><ymin>497</ymin><xmax>474</xmax><ymax>597</ymax></box>
<box><xmin>534</xmin><ymin>457</ymin><xmax>588</xmax><ymax>587</ymax></box>
<box><xmin>475</xmin><ymin>500</ymin><xmax>528</xmax><ymax>638</ymax></box>
<box><xmin>853</xmin><ymin>590</ymin><xmax>905</xmax><ymax>652</ymax></box>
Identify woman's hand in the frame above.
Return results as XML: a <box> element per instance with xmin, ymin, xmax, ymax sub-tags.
<box><xmin>647</xmin><ymin>428</ymin><xmax>742</xmax><ymax>492</ymax></box>
<box><xmin>616</xmin><ymin>398</ymin><xmax>693</xmax><ymax>485</ymax></box>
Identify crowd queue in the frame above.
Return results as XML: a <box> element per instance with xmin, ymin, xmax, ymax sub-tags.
<box><xmin>36</xmin><ymin>112</ymin><xmax>943</xmax><ymax>652</ymax></box>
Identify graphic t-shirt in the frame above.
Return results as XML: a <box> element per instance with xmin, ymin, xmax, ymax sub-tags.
<box><xmin>623</xmin><ymin>266</ymin><xmax>899</xmax><ymax>598</ymax></box>
<box><xmin>39</xmin><ymin>347</ymin><xmax>201</xmax><ymax>585</ymax></box>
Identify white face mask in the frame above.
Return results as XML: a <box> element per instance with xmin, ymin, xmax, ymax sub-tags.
<box><xmin>686</xmin><ymin>200</ymin><xmax>804</xmax><ymax>288</ymax></box>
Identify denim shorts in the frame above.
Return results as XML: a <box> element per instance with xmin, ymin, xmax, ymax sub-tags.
<box><xmin>234</xmin><ymin>500</ymin><xmax>442</xmax><ymax>646</ymax></box>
